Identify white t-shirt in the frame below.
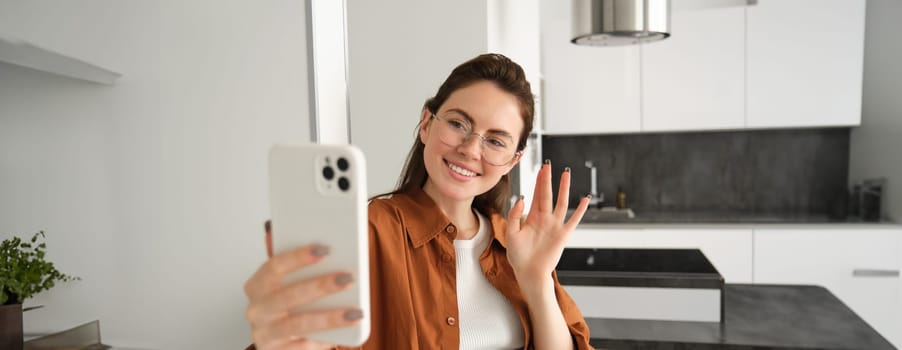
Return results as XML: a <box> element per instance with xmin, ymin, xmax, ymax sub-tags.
<box><xmin>454</xmin><ymin>211</ymin><xmax>525</xmax><ymax>349</ymax></box>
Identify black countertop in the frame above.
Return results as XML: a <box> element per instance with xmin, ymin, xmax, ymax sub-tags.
<box><xmin>588</xmin><ymin>284</ymin><xmax>896</xmax><ymax>350</ymax></box>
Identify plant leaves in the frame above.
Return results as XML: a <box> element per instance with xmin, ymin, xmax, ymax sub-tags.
<box><xmin>1</xmin><ymin>231</ymin><xmax>79</xmax><ymax>303</ymax></box>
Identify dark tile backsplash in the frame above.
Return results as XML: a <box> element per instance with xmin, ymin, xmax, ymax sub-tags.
<box><xmin>543</xmin><ymin>128</ymin><xmax>850</xmax><ymax>214</ymax></box>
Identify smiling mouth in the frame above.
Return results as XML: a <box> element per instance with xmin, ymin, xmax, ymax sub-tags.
<box><xmin>444</xmin><ymin>159</ymin><xmax>481</xmax><ymax>177</ymax></box>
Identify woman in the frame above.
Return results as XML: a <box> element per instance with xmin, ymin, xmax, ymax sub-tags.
<box><xmin>245</xmin><ymin>53</ymin><xmax>592</xmax><ymax>349</ymax></box>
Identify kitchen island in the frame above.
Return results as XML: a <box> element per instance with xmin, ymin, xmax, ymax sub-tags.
<box><xmin>565</xmin><ymin>222</ymin><xmax>902</xmax><ymax>347</ymax></box>
<box><xmin>587</xmin><ymin>283</ymin><xmax>896</xmax><ymax>349</ymax></box>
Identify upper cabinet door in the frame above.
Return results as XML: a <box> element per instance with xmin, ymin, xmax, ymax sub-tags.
<box><xmin>641</xmin><ymin>5</ymin><xmax>746</xmax><ymax>132</ymax></box>
<box><xmin>540</xmin><ymin>0</ymin><xmax>641</xmax><ymax>135</ymax></box>
<box><xmin>747</xmin><ymin>0</ymin><xmax>866</xmax><ymax>128</ymax></box>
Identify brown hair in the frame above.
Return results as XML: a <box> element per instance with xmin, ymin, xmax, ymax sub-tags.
<box><xmin>373</xmin><ymin>53</ymin><xmax>535</xmax><ymax>215</ymax></box>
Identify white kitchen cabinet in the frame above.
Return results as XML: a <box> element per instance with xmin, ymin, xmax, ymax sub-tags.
<box><xmin>641</xmin><ymin>5</ymin><xmax>745</xmax><ymax>132</ymax></box>
<box><xmin>746</xmin><ymin>0</ymin><xmax>866</xmax><ymax>128</ymax></box>
<box><xmin>568</xmin><ymin>227</ymin><xmax>755</xmax><ymax>283</ymax></box>
<box><xmin>541</xmin><ymin>0</ymin><xmax>866</xmax><ymax>134</ymax></box>
<box><xmin>754</xmin><ymin>227</ymin><xmax>902</xmax><ymax>348</ymax></box>
<box><xmin>540</xmin><ymin>0</ymin><xmax>641</xmax><ymax>135</ymax></box>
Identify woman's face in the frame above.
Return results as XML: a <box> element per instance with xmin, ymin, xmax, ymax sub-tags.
<box><xmin>419</xmin><ymin>80</ymin><xmax>524</xmax><ymax>204</ymax></box>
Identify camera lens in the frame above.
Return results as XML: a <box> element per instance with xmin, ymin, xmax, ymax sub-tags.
<box><xmin>337</xmin><ymin>157</ymin><xmax>349</xmax><ymax>171</ymax></box>
<box><xmin>322</xmin><ymin>166</ymin><xmax>335</xmax><ymax>180</ymax></box>
<box><xmin>338</xmin><ymin>177</ymin><xmax>350</xmax><ymax>191</ymax></box>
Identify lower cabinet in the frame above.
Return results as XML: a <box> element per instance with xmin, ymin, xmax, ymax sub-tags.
<box><xmin>568</xmin><ymin>227</ymin><xmax>754</xmax><ymax>283</ymax></box>
<box><xmin>753</xmin><ymin>227</ymin><xmax>902</xmax><ymax>348</ymax></box>
<box><xmin>568</xmin><ymin>225</ymin><xmax>902</xmax><ymax>348</ymax></box>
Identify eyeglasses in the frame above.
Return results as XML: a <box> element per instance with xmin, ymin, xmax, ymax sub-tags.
<box><xmin>430</xmin><ymin>112</ymin><xmax>521</xmax><ymax>166</ymax></box>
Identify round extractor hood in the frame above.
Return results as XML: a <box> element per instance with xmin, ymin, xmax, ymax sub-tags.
<box><xmin>572</xmin><ymin>0</ymin><xmax>671</xmax><ymax>46</ymax></box>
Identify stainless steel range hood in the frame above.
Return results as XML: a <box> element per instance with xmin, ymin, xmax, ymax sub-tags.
<box><xmin>572</xmin><ymin>0</ymin><xmax>671</xmax><ymax>46</ymax></box>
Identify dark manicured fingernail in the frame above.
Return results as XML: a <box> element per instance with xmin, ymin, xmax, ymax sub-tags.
<box><xmin>587</xmin><ymin>194</ymin><xmax>593</xmax><ymax>199</ymax></box>
<box><xmin>264</xmin><ymin>220</ymin><xmax>271</xmax><ymax>232</ymax></box>
<box><xmin>564</xmin><ymin>167</ymin><xmax>571</xmax><ymax>173</ymax></box>
<box><xmin>519</xmin><ymin>195</ymin><xmax>525</xmax><ymax>202</ymax></box>
<box><xmin>335</xmin><ymin>273</ymin><xmax>353</xmax><ymax>286</ymax></box>
<box><xmin>544</xmin><ymin>159</ymin><xmax>551</xmax><ymax>165</ymax></box>
<box><xmin>312</xmin><ymin>245</ymin><xmax>330</xmax><ymax>257</ymax></box>
<box><xmin>344</xmin><ymin>309</ymin><xmax>364</xmax><ymax>321</ymax></box>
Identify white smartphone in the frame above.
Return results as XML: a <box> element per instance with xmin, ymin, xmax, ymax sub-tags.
<box><xmin>268</xmin><ymin>144</ymin><xmax>370</xmax><ymax>346</ymax></box>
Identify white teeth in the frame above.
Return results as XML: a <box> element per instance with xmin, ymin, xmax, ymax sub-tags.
<box><xmin>448</xmin><ymin>162</ymin><xmax>477</xmax><ymax>177</ymax></box>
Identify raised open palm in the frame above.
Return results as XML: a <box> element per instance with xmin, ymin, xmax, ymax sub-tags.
<box><xmin>506</xmin><ymin>161</ymin><xmax>590</xmax><ymax>282</ymax></box>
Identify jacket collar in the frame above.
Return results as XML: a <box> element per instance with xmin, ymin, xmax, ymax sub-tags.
<box><xmin>398</xmin><ymin>187</ymin><xmax>509</xmax><ymax>249</ymax></box>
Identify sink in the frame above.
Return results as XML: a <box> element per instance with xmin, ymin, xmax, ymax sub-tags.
<box><xmin>571</xmin><ymin>207</ymin><xmax>635</xmax><ymax>222</ymax></box>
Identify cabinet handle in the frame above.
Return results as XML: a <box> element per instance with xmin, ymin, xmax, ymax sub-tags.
<box><xmin>852</xmin><ymin>269</ymin><xmax>900</xmax><ymax>277</ymax></box>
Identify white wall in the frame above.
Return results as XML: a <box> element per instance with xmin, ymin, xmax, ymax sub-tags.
<box><xmin>0</xmin><ymin>1</ymin><xmax>310</xmax><ymax>348</ymax></box>
<box><xmin>850</xmin><ymin>0</ymin><xmax>902</xmax><ymax>222</ymax></box>
<box><xmin>347</xmin><ymin>0</ymin><xmax>488</xmax><ymax>195</ymax></box>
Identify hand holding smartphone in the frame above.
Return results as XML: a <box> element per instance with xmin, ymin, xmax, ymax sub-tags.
<box><xmin>266</xmin><ymin>144</ymin><xmax>370</xmax><ymax>346</ymax></box>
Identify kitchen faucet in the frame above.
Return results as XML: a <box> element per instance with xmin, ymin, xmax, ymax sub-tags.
<box><xmin>585</xmin><ymin>161</ymin><xmax>604</xmax><ymax>209</ymax></box>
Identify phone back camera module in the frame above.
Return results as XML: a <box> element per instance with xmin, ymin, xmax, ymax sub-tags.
<box><xmin>322</xmin><ymin>166</ymin><xmax>335</xmax><ymax>180</ymax></box>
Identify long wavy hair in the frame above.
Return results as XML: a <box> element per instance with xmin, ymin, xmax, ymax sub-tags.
<box><xmin>373</xmin><ymin>53</ymin><xmax>535</xmax><ymax>215</ymax></box>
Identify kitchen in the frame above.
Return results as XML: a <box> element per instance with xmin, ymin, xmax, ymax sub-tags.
<box><xmin>1</xmin><ymin>0</ymin><xmax>900</xmax><ymax>349</ymax></box>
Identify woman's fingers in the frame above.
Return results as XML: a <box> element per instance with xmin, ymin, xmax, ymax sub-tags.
<box><xmin>265</xmin><ymin>220</ymin><xmax>274</xmax><ymax>258</ymax></box>
<box><xmin>506</xmin><ymin>195</ymin><xmax>525</xmax><ymax>235</ymax></box>
<box><xmin>526</xmin><ymin>161</ymin><xmax>574</xmax><ymax>221</ymax></box>
<box><xmin>245</xmin><ymin>244</ymin><xmax>330</xmax><ymax>298</ymax></box>
<box><xmin>247</xmin><ymin>271</ymin><xmax>355</xmax><ymax>325</ymax></box>
<box><xmin>529</xmin><ymin>160</ymin><xmax>553</xmax><ymax>215</ymax></box>
<box><xmin>247</xmin><ymin>223</ymin><xmax>351</xmax><ymax>349</ymax></box>
<box><xmin>565</xmin><ymin>196</ymin><xmax>591</xmax><ymax>232</ymax></box>
<box><xmin>553</xmin><ymin>167</ymin><xmax>572</xmax><ymax>220</ymax></box>
<box><xmin>253</xmin><ymin>307</ymin><xmax>365</xmax><ymax>346</ymax></box>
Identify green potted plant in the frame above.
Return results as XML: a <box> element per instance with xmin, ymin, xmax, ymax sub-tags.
<box><xmin>1</xmin><ymin>231</ymin><xmax>79</xmax><ymax>350</ymax></box>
